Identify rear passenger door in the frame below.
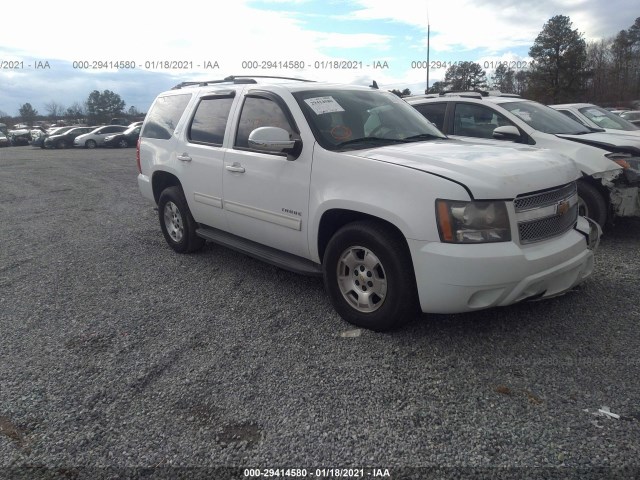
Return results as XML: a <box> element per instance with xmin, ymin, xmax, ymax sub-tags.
<box><xmin>176</xmin><ymin>91</ymin><xmax>237</xmax><ymax>229</ymax></box>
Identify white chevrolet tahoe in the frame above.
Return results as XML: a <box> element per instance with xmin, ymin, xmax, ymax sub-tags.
<box><xmin>137</xmin><ymin>76</ymin><xmax>600</xmax><ymax>331</ymax></box>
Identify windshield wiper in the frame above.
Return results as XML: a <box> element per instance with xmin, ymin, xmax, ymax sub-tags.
<box><xmin>335</xmin><ymin>137</ymin><xmax>407</xmax><ymax>149</ymax></box>
<box><xmin>403</xmin><ymin>133</ymin><xmax>446</xmax><ymax>142</ymax></box>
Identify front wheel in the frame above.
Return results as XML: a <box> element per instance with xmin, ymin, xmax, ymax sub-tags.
<box><xmin>577</xmin><ymin>181</ymin><xmax>608</xmax><ymax>229</ymax></box>
<box><xmin>158</xmin><ymin>186</ymin><xmax>205</xmax><ymax>253</ymax></box>
<box><xmin>323</xmin><ymin>221</ymin><xmax>419</xmax><ymax>331</ymax></box>
<box><xmin>86</xmin><ymin>140</ymin><xmax>97</xmax><ymax>149</ymax></box>
<box><xmin>117</xmin><ymin>138</ymin><xmax>128</xmax><ymax>148</ymax></box>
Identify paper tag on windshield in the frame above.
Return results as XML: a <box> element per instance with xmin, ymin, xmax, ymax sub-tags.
<box><xmin>304</xmin><ymin>96</ymin><xmax>345</xmax><ymax>115</ymax></box>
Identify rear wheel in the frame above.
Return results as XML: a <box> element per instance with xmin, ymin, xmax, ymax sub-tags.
<box><xmin>323</xmin><ymin>220</ymin><xmax>419</xmax><ymax>331</ymax></box>
<box><xmin>577</xmin><ymin>181</ymin><xmax>608</xmax><ymax>229</ymax></box>
<box><xmin>158</xmin><ymin>186</ymin><xmax>205</xmax><ymax>253</ymax></box>
<box><xmin>117</xmin><ymin>138</ymin><xmax>128</xmax><ymax>148</ymax></box>
<box><xmin>86</xmin><ymin>139</ymin><xmax>97</xmax><ymax>149</ymax></box>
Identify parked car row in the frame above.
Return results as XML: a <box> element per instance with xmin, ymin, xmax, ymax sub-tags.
<box><xmin>37</xmin><ymin>122</ymin><xmax>142</xmax><ymax>149</ymax></box>
<box><xmin>406</xmin><ymin>92</ymin><xmax>640</xmax><ymax>229</ymax></box>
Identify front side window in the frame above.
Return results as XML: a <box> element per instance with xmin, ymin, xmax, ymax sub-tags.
<box><xmin>501</xmin><ymin>101</ymin><xmax>591</xmax><ymax>134</ymax></box>
<box><xmin>558</xmin><ymin>110</ymin><xmax>588</xmax><ymax>127</ymax></box>
<box><xmin>189</xmin><ymin>96</ymin><xmax>234</xmax><ymax>145</ymax></box>
<box><xmin>452</xmin><ymin>103</ymin><xmax>513</xmax><ymax>139</ymax></box>
<box><xmin>234</xmin><ymin>96</ymin><xmax>295</xmax><ymax>149</ymax></box>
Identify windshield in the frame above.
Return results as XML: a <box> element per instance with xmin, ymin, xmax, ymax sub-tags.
<box><xmin>578</xmin><ymin>106</ymin><xmax>639</xmax><ymax>131</ymax></box>
<box><xmin>293</xmin><ymin>89</ymin><xmax>446</xmax><ymax>151</ymax></box>
<box><xmin>501</xmin><ymin>101</ymin><xmax>591</xmax><ymax>135</ymax></box>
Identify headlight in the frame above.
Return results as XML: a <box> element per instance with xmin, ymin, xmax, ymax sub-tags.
<box><xmin>436</xmin><ymin>199</ymin><xmax>511</xmax><ymax>243</ymax></box>
<box><xmin>606</xmin><ymin>152</ymin><xmax>640</xmax><ymax>170</ymax></box>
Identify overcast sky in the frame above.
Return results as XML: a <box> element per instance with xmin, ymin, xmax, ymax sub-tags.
<box><xmin>0</xmin><ymin>0</ymin><xmax>636</xmax><ymax>118</ymax></box>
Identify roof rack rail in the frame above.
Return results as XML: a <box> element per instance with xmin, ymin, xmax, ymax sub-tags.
<box><xmin>172</xmin><ymin>75</ymin><xmax>315</xmax><ymax>90</ymax></box>
<box><xmin>437</xmin><ymin>89</ymin><xmax>521</xmax><ymax>98</ymax></box>
<box><xmin>439</xmin><ymin>90</ymin><xmax>483</xmax><ymax>98</ymax></box>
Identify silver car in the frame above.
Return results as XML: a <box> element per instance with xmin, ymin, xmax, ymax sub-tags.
<box><xmin>73</xmin><ymin>125</ymin><xmax>127</xmax><ymax>148</ymax></box>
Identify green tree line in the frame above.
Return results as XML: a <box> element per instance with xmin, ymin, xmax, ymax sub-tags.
<box><xmin>0</xmin><ymin>90</ymin><xmax>144</xmax><ymax>127</ymax></box>
<box><xmin>426</xmin><ymin>15</ymin><xmax>640</xmax><ymax>106</ymax></box>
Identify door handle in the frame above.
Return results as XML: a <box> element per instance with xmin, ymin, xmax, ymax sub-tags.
<box><xmin>226</xmin><ymin>162</ymin><xmax>245</xmax><ymax>173</ymax></box>
<box><xmin>177</xmin><ymin>153</ymin><xmax>192</xmax><ymax>162</ymax></box>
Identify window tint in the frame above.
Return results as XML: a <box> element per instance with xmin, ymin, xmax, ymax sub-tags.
<box><xmin>413</xmin><ymin>103</ymin><xmax>447</xmax><ymax>131</ymax></box>
<box><xmin>142</xmin><ymin>93</ymin><xmax>191</xmax><ymax>140</ymax></box>
<box><xmin>234</xmin><ymin>96</ymin><xmax>294</xmax><ymax>149</ymax></box>
<box><xmin>189</xmin><ymin>97</ymin><xmax>234</xmax><ymax>145</ymax></box>
<box><xmin>452</xmin><ymin>103</ymin><xmax>513</xmax><ymax>139</ymax></box>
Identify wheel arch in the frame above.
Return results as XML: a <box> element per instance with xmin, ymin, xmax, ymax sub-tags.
<box><xmin>579</xmin><ymin>173</ymin><xmax>611</xmax><ymax>204</ymax></box>
<box><xmin>316</xmin><ymin>208</ymin><xmax>410</xmax><ymax>264</ymax></box>
<box><xmin>152</xmin><ymin>170</ymin><xmax>182</xmax><ymax>205</ymax></box>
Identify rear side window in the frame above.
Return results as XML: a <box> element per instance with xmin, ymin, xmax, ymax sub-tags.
<box><xmin>188</xmin><ymin>97</ymin><xmax>234</xmax><ymax>145</ymax></box>
<box><xmin>413</xmin><ymin>102</ymin><xmax>447</xmax><ymax>131</ymax></box>
<box><xmin>142</xmin><ymin>94</ymin><xmax>191</xmax><ymax>140</ymax></box>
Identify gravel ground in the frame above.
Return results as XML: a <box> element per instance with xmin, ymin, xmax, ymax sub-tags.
<box><xmin>0</xmin><ymin>146</ymin><xmax>639</xmax><ymax>479</ymax></box>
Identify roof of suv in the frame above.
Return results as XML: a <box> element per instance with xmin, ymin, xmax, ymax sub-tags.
<box><xmin>167</xmin><ymin>75</ymin><xmax>382</xmax><ymax>96</ymax></box>
<box><xmin>405</xmin><ymin>93</ymin><xmax>524</xmax><ymax>106</ymax></box>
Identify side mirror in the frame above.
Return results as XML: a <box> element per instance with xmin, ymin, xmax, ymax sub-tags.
<box><xmin>493</xmin><ymin>125</ymin><xmax>521</xmax><ymax>141</ymax></box>
<box><xmin>248</xmin><ymin>126</ymin><xmax>301</xmax><ymax>159</ymax></box>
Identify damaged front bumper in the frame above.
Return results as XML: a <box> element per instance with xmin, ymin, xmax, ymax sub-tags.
<box><xmin>575</xmin><ymin>216</ymin><xmax>601</xmax><ymax>251</ymax></box>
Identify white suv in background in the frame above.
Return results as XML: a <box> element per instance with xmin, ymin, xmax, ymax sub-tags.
<box><xmin>549</xmin><ymin>103</ymin><xmax>640</xmax><ymax>137</ymax></box>
<box><xmin>137</xmin><ymin>76</ymin><xmax>599</xmax><ymax>331</ymax></box>
<box><xmin>407</xmin><ymin>93</ymin><xmax>640</xmax><ymax>228</ymax></box>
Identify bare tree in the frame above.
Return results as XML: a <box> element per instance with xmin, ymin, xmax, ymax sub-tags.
<box><xmin>45</xmin><ymin>101</ymin><xmax>65</xmax><ymax>119</ymax></box>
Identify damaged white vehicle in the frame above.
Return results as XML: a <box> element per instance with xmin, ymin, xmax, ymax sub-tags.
<box><xmin>407</xmin><ymin>93</ymin><xmax>640</xmax><ymax>228</ymax></box>
<box><xmin>138</xmin><ymin>78</ymin><xmax>600</xmax><ymax>331</ymax></box>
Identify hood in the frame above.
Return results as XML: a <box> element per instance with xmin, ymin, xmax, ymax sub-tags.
<box><xmin>557</xmin><ymin>132</ymin><xmax>640</xmax><ymax>155</ymax></box>
<box><xmin>351</xmin><ymin>139</ymin><xmax>579</xmax><ymax>199</ymax></box>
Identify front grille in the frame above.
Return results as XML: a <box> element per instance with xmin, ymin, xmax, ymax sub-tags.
<box><xmin>514</xmin><ymin>182</ymin><xmax>577</xmax><ymax>211</ymax></box>
<box><xmin>514</xmin><ymin>182</ymin><xmax>578</xmax><ymax>244</ymax></box>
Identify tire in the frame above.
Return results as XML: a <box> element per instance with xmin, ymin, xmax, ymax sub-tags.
<box><xmin>323</xmin><ymin>220</ymin><xmax>419</xmax><ymax>331</ymax></box>
<box><xmin>57</xmin><ymin>140</ymin><xmax>67</xmax><ymax>149</ymax></box>
<box><xmin>577</xmin><ymin>181</ymin><xmax>608</xmax><ymax>229</ymax></box>
<box><xmin>86</xmin><ymin>140</ymin><xmax>97</xmax><ymax>149</ymax></box>
<box><xmin>158</xmin><ymin>186</ymin><xmax>205</xmax><ymax>254</ymax></box>
<box><xmin>117</xmin><ymin>138</ymin><xmax>128</xmax><ymax>148</ymax></box>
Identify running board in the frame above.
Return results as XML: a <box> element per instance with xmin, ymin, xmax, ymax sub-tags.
<box><xmin>196</xmin><ymin>226</ymin><xmax>323</xmax><ymax>277</ymax></box>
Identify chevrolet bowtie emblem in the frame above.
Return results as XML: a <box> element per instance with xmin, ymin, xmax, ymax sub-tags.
<box><xmin>557</xmin><ymin>200</ymin><xmax>570</xmax><ymax>216</ymax></box>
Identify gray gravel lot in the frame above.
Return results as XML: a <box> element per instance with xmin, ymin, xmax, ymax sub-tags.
<box><xmin>0</xmin><ymin>146</ymin><xmax>639</xmax><ymax>479</ymax></box>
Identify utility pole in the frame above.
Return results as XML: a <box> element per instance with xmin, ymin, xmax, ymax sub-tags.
<box><xmin>426</xmin><ymin>7</ymin><xmax>430</xmax><ymax>94</ymax></box>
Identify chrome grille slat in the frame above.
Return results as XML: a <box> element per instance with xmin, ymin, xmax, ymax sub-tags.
<box><xmin>514</xmin><ymin>182</ymin><xmax>578</xmax><ymax>244</ymax></box>
<box><xmin>514</xmin><ymin>182</ymin><xmax>577</xmax><ymax>212</ymax></box>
